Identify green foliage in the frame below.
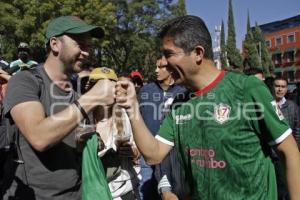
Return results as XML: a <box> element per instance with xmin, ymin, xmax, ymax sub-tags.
<box><xmin>170</xmin><ymin>0</ymin><xmax>187</xmax><ymax>17</ymax></box>
<box><xmin>0</xmin><ymin>0</ymin><xmax>115</xmax><ymax>62</ymax></box>
<box><xmin>99</xmin><ymin>0</ymin><xmax>186</xmax><ymax>80</ymax></box>
<box><xmin>243</xmin><ymin>13</ymin><xmax>261</xmax><ymax>70</ymax></box>
<box><xmin>0</xmin><ymin>0</ymin><xmax>186</xmax><ymax>80</ymax></box>
<box><xmin>0</xmin><ymin>2</ymin><xmax>20</xmax><ymax>60</ymax></box>
<box><xmin>252</xmin><ymin>24</ymin><xmax>274</xmax><ymax>77</ymax></box>
<box><xmin>226</xmin><ymin>0</ymin><xmax>242</xmax><ymax>70</ymax></box>
<box><xmin>220</xmin><ymin>20</ymin><xmax>228</xmax><ymax>69</ymax></box>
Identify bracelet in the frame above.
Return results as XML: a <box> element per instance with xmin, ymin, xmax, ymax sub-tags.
<box><xmin>74</xmin><ymin>100</ymin><xmax>90</xmax><ymax>124</ymax></box>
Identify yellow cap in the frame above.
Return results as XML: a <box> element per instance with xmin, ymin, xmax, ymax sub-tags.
<box><xmin>89</xmin><ymin>67</ymin><xmax>118</xmax><ymax>81</ymax></box>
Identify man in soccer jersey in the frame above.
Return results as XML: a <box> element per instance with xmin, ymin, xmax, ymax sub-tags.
<box><xmin>116</xmin><ymin>15</ymin><xmax>300</xmax><ymax>199</ymax></box>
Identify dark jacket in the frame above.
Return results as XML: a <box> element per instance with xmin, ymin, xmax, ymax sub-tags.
<box><xmin>280</xmin><ymin>99</ymin><xmax>300</xmax><ymax>148</ymax></box>
<box><xmin>139</xmin><ymin>82</ymin><xmax>186</xmax><ymax>135</ymax></box>
<box><xmin>138</xmin><ymin>82</ymin><xmax>188</xmax><ymax>198</ymax></box>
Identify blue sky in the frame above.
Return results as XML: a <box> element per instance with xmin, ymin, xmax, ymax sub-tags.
<box><xmin>186</xmin><ymin>0</ymin><xmax>300</xmax><ymax>49</ymax></box>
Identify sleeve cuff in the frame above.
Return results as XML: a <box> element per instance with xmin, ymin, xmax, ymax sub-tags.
<box><xmin>155</xmin><ymin>135</ymin><xmax>174</xmax><ymax>146</ymax></box>
<box><xmin>158</xmin><ymin>175</ymin><xmax>172</xmax><ymax>194</ymax></box>
<box><xmin>268</xmin><ymin>128</ymin><xmax>292</xmax><ymax>146</ymax></box>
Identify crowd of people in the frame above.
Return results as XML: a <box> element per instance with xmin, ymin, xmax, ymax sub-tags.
<box><xmin>0</xmin><ymin>14</ymin><xmax>300</xmax><ymax>200</ymax></box>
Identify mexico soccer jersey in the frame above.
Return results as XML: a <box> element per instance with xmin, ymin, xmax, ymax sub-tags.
<box><xmin>156</xmin><ymin>71</ymin><xmax>291</xmax><ymax>199</ymax></box>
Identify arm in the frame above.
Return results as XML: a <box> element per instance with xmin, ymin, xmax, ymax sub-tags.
<box><xmin>161</xmin><ymin>191</ymin><xmax>178</xmax><ymax>200</ymax></box>
<box><xmin>116</xmin><ymin>81</ymin><xmax>172</xmax><ymax>165</ymax></box>
<box><xmin>10</xmin><ymin>79</ymin><xmax>115</xmax><ymax>152</ymax></box>
<box><xmin>276</xmin><ymin>134</ymin><xmax>300</xmax><ymax>200</ymax></box>
<box><xmin>128</xmin><ymin>104</ymin><xmax>172</xmax><ymax>165</ymax></box>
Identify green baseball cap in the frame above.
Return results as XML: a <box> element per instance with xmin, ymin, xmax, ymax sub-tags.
<box><xmin>45</xmin><ymin>16</ymin><xmax>104</xmax><ymax>44</ymax></box>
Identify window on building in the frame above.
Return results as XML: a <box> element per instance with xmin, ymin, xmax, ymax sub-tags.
<box><xmin>274</xmin><ymin>53</ymin><xmax>282</xmax><ymax>65</ymax></box>
<box><xmin>275</xmin><ymin>72</ymin><xmax>282</xmax><ymax>77</ymax></box>
<box><xmin>288</xmin><ymin>71</ymin><xmax>295</xmax><ymax>82</ymax></box>
<box><xmin>286</xmin><ymin>51</ymin><xmax>295</xmax><ymax>63</ymax></box>
<box><xmin>265</xmin><ymin>40</ymin><xmax>271</xmax><ymax>47</ymax></box>
<box><xmin>287</xmin><ymin>33</ymin><xmax>295</xmax><ymax>43</ymax></box>
<box><xmin>276</xmin><ymin>37</ymin><xmax>282</xmax><ymax>46</ymax></box>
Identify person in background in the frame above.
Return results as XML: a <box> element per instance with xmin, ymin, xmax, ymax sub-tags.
<box><xmin>130</xmin><ymin>71</ymin><xmax>144</xmax><ymax>94</ymax></box>
<box><xmin>0</xmin><ymin>57</ymin><xmax>13</xmax><ymax>191</ymax></box>
<box><xmin>0</xmin><ymin>56</ymin><xmax>9</xmax><ymax>72</ymax></box>
<box><xmin>9</xmin><ymin>42</ymin><xmax>38</xmax><ymax>74</ymax></box>
<box><xmin>273</xmin><ymin>76</ymin><xmax>300</xmax><ymax>200</ymax></box>
<box><xmin>82</xmin><ymin>67</ymin><xmax>141</xmax><ymax>200</ymax></box>
<box><xmin>0</xmin><ymin>68</ymin><xmax>12</xmax><ymax>190</ymax></box>
<box><xmin>273</xmin><ymin>76</ymin><xmax>300</xmax><ymax>148</ymax></box>
<box><xmin>116</xmin><ymin>15</ymin><xmax>300</xmax><ymax>199</ymax></box>
<box><xmin>138</xmin><ymin>57</ymin><xmax>187</xmax><ymax>200</ymax></box>
<box><xmin>273</xmin><ymin>77</ymin><xmax>300</xmax><ymax>200</ymax></box>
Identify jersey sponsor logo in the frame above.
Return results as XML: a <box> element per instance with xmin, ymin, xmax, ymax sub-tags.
<box><xmin>191</xmin><ymin>159</ymin><xmax>226</xmax><ymax>169</ymax></box>
<box><xmin>175</xmin><ymin>114</ymin><xmax>192</xmax><ymax>124</ymax></box>
<box><xmin>189</xmin><ymin>148</ymin><xmax>227</xmax><ymax>169</ymax></box>
<box><xmin>214</xmin><ymin>103</ymin><xmax>231</xmax><ymax>124</ymax></box>
<box><xmin>271</xmin><ymin>101</ymin><xmax>284</xmax><ymax>120</ymax></box>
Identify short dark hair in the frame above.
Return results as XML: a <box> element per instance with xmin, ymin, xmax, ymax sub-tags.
<box><xmin>274</xmin><ymin>76</ymin><xmax>288</xmax><ymax>85</ymax></box>
<box><xmin>118</xmin><ymin>71</ymin><xmax>131</xmax><ymax>78</ymax></box>
<box><xmin>244</xmin><ymin>67</ymin><xmax>263</xmax><ymax>76</ymax></box>
<box><xmin>131</xmin><ymin>76</ymin><xmax>143</xmax><ymax>87</ymax></box>
<box><xmin>158</xmin><ymin>15</ymin><xmax>213</xmax><ymax>60</ymax></box>
<box><xmin>264</xmin><ymin>77</ymin><xmax>275</xmax><ymax>94</ymax></box>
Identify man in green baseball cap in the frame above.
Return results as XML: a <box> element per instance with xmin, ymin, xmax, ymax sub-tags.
<box><xmin>43</xmin><ymin>15</ymin><xmax>105</xmax><ymax>74</ymax></box>
<box><xmin>2</xmin><ymin>16</ymin><xmax>115</xmax><ymax>200</ymax></box>
<box><xmin>45</xmin><ymin>15</ymin><xmax>104</xmax><ymax>45</ymax></box>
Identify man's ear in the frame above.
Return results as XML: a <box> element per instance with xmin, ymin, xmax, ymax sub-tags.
<box><xmin>49</xmin><ymin>37</ymin><xmax>60</xmax><ymax>54</ymax></box>
<box><xmin>194</xmin><ymin>45</ymin><xmax>205</xmax><ymax>63</ymax></box>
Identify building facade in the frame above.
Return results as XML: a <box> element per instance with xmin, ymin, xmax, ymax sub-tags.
<box><xmin>259</xmin><ymin>15</ymin><xmax>300</xmax><ymax>83</ymax></box>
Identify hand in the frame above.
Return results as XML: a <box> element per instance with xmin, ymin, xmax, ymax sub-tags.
<box><xmin>85</xmin><ymin>79</ymin><xmax>116</xmax><ymax>106</ymax></box>
<box><xmin>75</xmin><ymin>126</ymin><xmax>96</xmax><ymax>143</ymax></box>
<box><xmin>117</xmin><ymin>141</ymin><xmax>140</xmax><ymax>161</ymax></box>
<box><xmin>0</xmin><ymin>68</ymin><xmax>8</xmax><ymax>75</ymax></box>
<box><xmin>115</xmin><ymin>80</ymin><xmax>137</xmax><ymax>109</ymax></box>
<box><xmin>161</xmin><ymin>191</ymin><xmax>179</xmax><ymax>200</ymax></box>
<box><xmin>0</xmin><ymin>69</ymin><xmax>11</xmax><ymax>83</ymax></box>
<box><xmin>131</xmin><ymin>145</ymin><xmax>141</xmax><ymax>164</ymax></box>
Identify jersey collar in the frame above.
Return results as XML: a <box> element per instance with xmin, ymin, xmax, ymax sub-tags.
<box><xmin>194</xmin><ymin>70</ymin><xmax>225</xmax><ymax>96</ymax></box>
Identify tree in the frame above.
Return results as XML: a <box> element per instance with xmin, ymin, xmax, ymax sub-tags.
<box><xmin>101</xmin><ymin>0</ymin><xmax>184</xmax><ymax>79</ymax></box>
<box><xmin>220</xmin><ymin>20</ymin><xmax>228</xmax><ymax>69</ymax></box>
<box><xmin>170</xmin><ymin>0</ymin><xmax>187</xmax><ymax>17</ymax></box>
<box><xmin>0</xmin><ymin>0</ymin><xmax>116</xmax><ymax>63</ymax></box>
<box><xmin>243</xmin><ymin>12</ymin><xmax>261</xmax><ymax>70</ymax></box>
<box><xmin>226</xmin><ymin>0</ymin><xmax>242</xmax><ymax>70</ymax></box>
<box><xmin>252</xmin><ymin>23</ymin><xmax>275</xmax><ymax>77</ymax></box>
<box><xmin>0</xmin><ymin>0</ymin><xmax>185</xmax><ymax>80</ymax></box>
<box><xmin>0</xmin><ymin>1</ymin><xmax>22</xmax><ymax>61</ymax></box>
<box><xmin>101</xmin><ymin>0</ymin><xmax>161</xmax><ymax>74</ymax></box>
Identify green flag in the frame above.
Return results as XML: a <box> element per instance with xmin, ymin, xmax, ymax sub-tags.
<box><xmin>82</xmin><ymin>134</ymin><xmax>112</xmax><ymax>200</ymax></box>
